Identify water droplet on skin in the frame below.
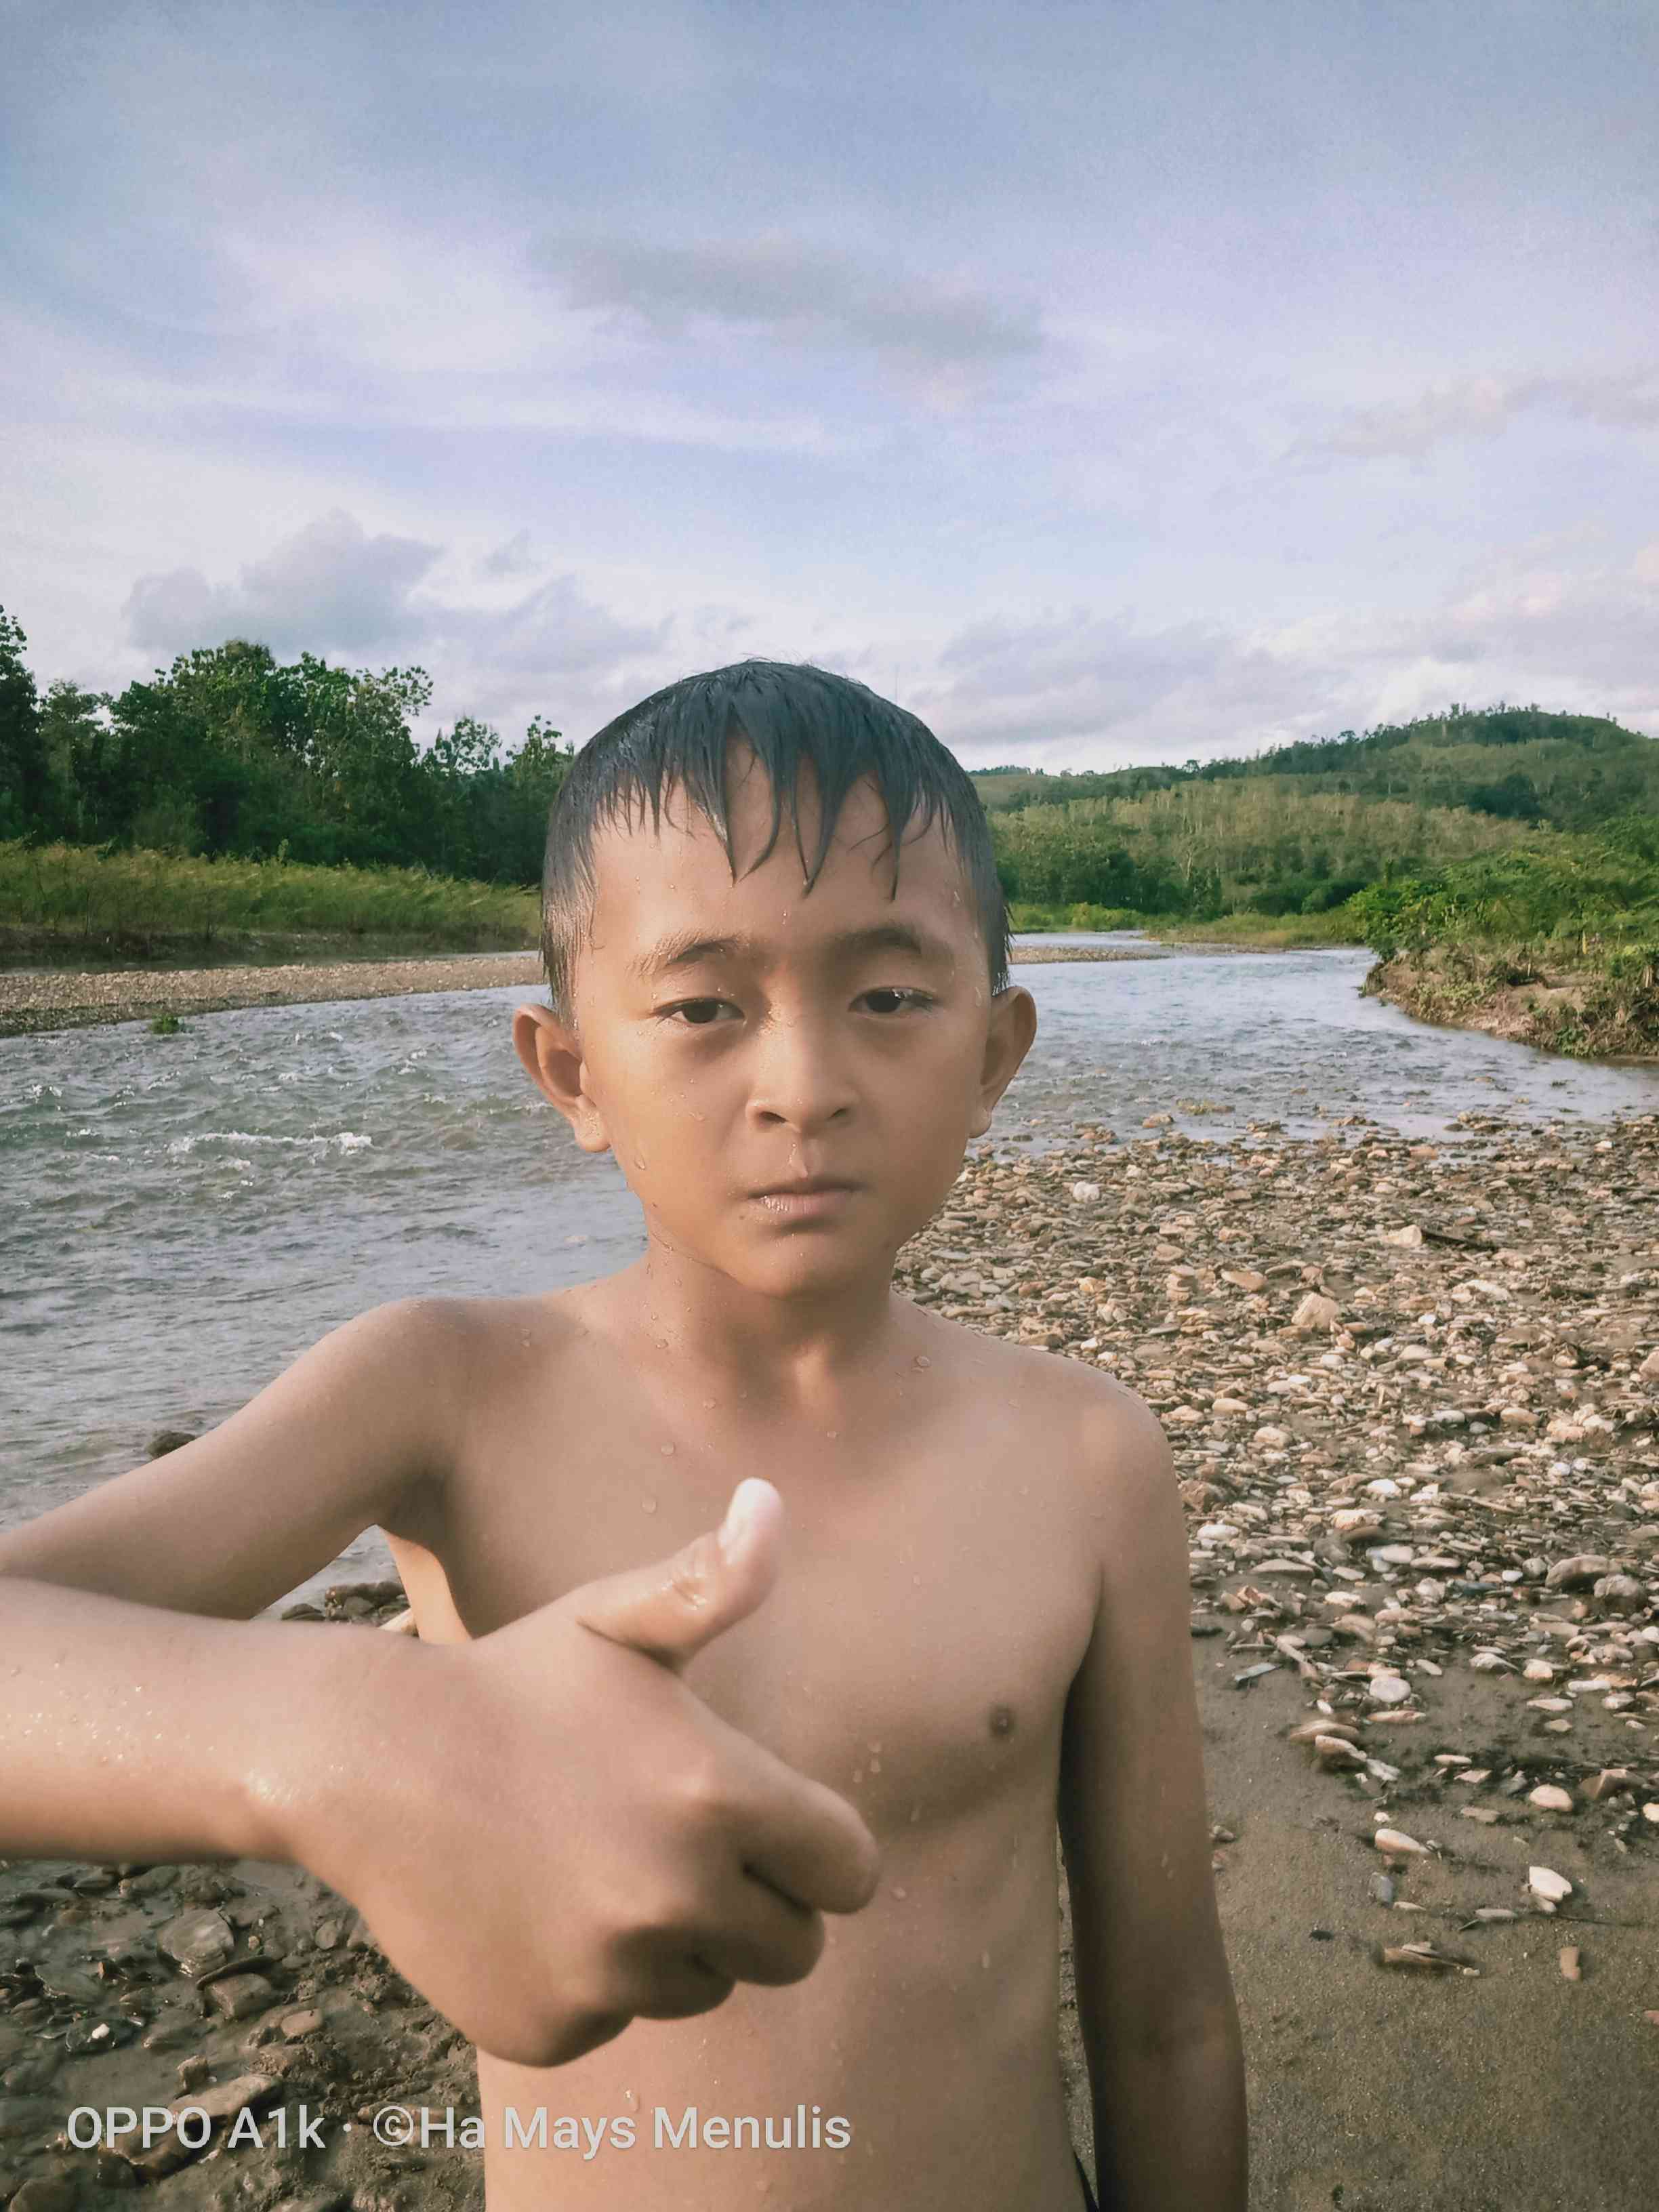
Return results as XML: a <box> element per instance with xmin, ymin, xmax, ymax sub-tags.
<box><xmin>851</xmin><ymin>1767</ymin><xmax>864</xmax><ymax>1784</ymax></box>
<box><xmin>914</xmin><ymin>1355</ymin><xmax>931</xmax><ymax>1370</ymax></box>
<box><xmin>891</xmin><ymin>1885</ymin><xmax>908</xmax><ymax>1900</ymax></box>
<box><xmin>623</xmin><ymin>2089</ymin><xmax>638</xmax><ymax>2110</ymax></box>
<box><xmin>981</xmin><ymin>1950</ymin><xmax>991</xmax><ymax>1971</ymax></box>
<box><xmin>702</xmin><ymin>1399</ymin><xmax>716</xmax><ymax>1409</ymax></box>
<box><xmin>869</xmin><ymin>1757</ymin><xmax>881</xmax><ymax>1774</ymax></box>
<box><xmin>642</xmin><ymin>1498</ymin><xmax>658</xmax><ymax>1514</ymax></box>
<box><xmin>825</xmin><ymin>1429</ymin><xmax>838</xmax><ymax>1439</ymax></box>
<box><xmin>913</xmin><ymin>1574</ymin><xmax>922</xmax><ymax>1586</ymax></box>
<box><xmin>868</xmin><ymin>1741</ymin><xmax>882</xmax><ymax>1754</ymax></box>
<box><xmin>661</xmin><ymin>1442</ymin><xmax>676</xmax><ymax>1456</ymax></box>
<box><xmin>909</xmin><ymin>1805</ymin><xmax>922</xmax><ymax>1823</ymax></box>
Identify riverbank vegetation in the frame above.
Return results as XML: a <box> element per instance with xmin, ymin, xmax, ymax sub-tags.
<box><xmin>0</xmin><ymin>608</ymin><xmax>571</xmax><ymax>882</ymax></box>
<box><xmin>0</xmin><ymin>842</ymin><xmax>539</xmax><ymax>963</ymax></box>
<box><xmin>2</xmin><ymin>600</ymin><xmax>1656</xmax><ymax>1050</ymax></box>
<box><xmin>1347</xmin><ymin>821</ymin><xmax>1659</xmax><ymax>1056</ymax></box>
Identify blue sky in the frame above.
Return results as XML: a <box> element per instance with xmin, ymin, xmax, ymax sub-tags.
<box><xmin>5</xmin><ymin>0</ymin><xmax>1658</xmax><ymax>763</ymax></box>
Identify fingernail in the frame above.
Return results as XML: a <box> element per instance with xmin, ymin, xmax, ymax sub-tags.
<box><xmin>718</xmin><ymin>1478</ymin><xmax>768</xmax><ymax>1558</ymax></box>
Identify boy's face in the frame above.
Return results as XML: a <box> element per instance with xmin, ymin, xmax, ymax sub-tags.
<box><xmin>514</xmin><ymin>748</ymin><xmax>1036</xmax><ymax>1301</ymax></box>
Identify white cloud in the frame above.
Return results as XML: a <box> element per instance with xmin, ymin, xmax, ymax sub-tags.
<box><xmin>125</xmin><ymin>510</ymin><xmax>441</xmax><ymax>658</ymax></box>
<box><xmin>1305</xmin><ymin>367</ymin><xmax>1659</xmax><ymax>462</ymax></box>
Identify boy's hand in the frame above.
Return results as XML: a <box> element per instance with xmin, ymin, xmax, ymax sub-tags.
<box><xmin>289</xmin><ymin>1479</ymin><xmax>880</xmax><ymax>2069</ymax></box>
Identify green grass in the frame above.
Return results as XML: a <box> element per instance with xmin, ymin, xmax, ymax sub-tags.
<box><xmin>1005</xmin><ymin>900</ymin><xmax>1365</xmax><ymax>948</ymax></box>
<box><xmin>1139</xmin><ymin>909</ymin><xmax>1366</xmax><ymax>949</ymax></box>
<box><xmin>0</xmin><ymin>841</ymin><xmax>541</xmax><ymax>960</ymax></box>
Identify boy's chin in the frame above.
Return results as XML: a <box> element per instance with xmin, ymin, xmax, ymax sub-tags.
<box><xmin>705</xmin><ymin>1233</ymin><xmax>896</xmax><ymax>1301</ymax></box>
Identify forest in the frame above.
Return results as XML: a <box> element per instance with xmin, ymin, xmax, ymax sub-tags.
<box><xmin>1</xmin><ymin>603</ymin><xmax>1656</xmax><ymax>984</ymax></box>
<box><xmin>0</xmin><ymin>608</ymin><xmax>571</xmax><ymax>884</ymax></box>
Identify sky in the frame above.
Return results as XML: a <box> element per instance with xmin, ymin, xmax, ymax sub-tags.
<box><xmin>4</xmin><ymin>0</ymin><xmax>1658</xmax><ymax>766</ymax></box>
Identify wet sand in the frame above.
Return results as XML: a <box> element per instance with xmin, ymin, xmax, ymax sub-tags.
<box><xmin>0</xmin><ymin>943</ymin><xmax>1164</xmax><ymax>1038</ymax></box>
<box><xmin>2</xmin><ymin>1114</ymin><xmax>1655</xmax><ymax>2207</ymax></box>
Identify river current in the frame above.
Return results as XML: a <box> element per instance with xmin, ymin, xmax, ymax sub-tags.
<box><xmin>4</xmin><ymin>936</ymin><xmax>1657</xmax><ymax>1606</ymax></box>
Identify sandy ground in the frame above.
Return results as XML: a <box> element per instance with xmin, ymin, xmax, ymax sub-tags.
<box><xmin>0</xmin><ymin>943</ymin><xmax>1164</xmax><ymax>1037</ymax></box>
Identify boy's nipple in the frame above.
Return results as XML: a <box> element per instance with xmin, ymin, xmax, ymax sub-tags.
<box><xmin>987</xmin><ymin>1703</ymin><xmax>1016</xmax><ymax>1738</ymax></box>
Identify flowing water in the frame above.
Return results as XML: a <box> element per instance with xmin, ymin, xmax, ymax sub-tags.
<box><xmin>4</xmin><ymin>937</ymin><xmax>1657</xmax><ymax>1607</ymax></box>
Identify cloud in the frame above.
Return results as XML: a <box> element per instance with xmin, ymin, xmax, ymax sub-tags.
<box><xmin>1303</xmin><ymin>367</ymin><xmax>1659</xmax><ymax>462</ymax></box>
<box><xmin>907</xmin><ymin>545</ymin><xmax>1659</xmax><ymax>764</ymax></box>
<box><xmin>439</xmin><ymin>573</ymin><xmax>670</xmax><ymax>679</ymax></box>
<box><xmin>918</xmin><ymin>607</ymin><xmax>1337</xmax><ymax>762</ymax></box>
<box><xmin>119</xmin><ymin>510</ymin><xmax>679</xmax><ymax>739</ymax></box>
<box><xmin>531</xmin><ymin>232</ymin><xmax>1042</xmax><ymax>367</ymax></box>
<box><xmin>480</xmin><ymin>530</ymin><xmax>537</xmax><ymax>578</ymax></box>
<box><xmin>125</xmin><ymin>510</ymin><xmax>441</xmax><ymax>658</ymax></box>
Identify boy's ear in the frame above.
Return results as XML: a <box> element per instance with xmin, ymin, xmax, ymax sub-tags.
<box><xmin>969</xmin><ymin>985</ymin><xmax>1038</xmax><ymax>1139</ymax></box>
<box><xmin>512</xmin><ymin>1003</ymin><xmax>612</xmax><ymax>1155</ymax></box>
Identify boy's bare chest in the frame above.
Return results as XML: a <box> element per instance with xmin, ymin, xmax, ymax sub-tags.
<box><xmin>392</xmin><ymin>1378</ymin><xmax>1101</xmax><ymax>1830</ymax></box>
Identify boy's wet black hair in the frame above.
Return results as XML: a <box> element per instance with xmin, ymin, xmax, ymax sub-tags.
<box><xmin>540</xmin><ymin>659</ymin><xmax>1010</xmax><ymax>1018</ymax></box>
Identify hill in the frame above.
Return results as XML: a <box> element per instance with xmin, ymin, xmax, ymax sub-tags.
<box><xmin>968</xmin><ymin>706</ymin><xmax>1659</xmax><ymax>832</ymax></box>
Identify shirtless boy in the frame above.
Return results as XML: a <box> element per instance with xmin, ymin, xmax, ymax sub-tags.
<box><xmin>0</xmin><ymin>660</ymin><xmax>1245</xmax><ymax>2211</ymax></box>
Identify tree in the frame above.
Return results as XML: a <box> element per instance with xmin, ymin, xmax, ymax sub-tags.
<box><xmin>0</xmin><ymin>606</ymin><xmax>44</xmax><ymax>836</ymax></box>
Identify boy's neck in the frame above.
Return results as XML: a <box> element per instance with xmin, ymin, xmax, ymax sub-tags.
<box><xmin>597</xmin><ymin>1242</ymin><xmax>920</xmax><ymax>1419</ymax></box>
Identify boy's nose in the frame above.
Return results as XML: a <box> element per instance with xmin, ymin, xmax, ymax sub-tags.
<box><xmin>745</xmin><ymin>1012</ymin><xmax>857</xmax><ymax>1132</ymax></box>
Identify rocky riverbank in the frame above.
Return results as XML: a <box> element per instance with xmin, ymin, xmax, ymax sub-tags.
<box><xmin>0</xmin><ymin>941</ymin><xmax>1166</xmax><ymax>1038</ymax></box>
<box><xmin>1365</xmin><ymin>943</ymin><xmax>1659</xmax><ymax>1061</ymax></box>
<box><xmin>3</xmin><ymin>1112</ymin><xmax>1657</xmax><ymax>2208</ymax></box>
<box><xmin>903</xmin><ymin>1109</ymin><xmax>1659</xmax><ymax>2208</ymax></box>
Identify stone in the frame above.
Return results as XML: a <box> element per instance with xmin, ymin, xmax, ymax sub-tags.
<box><xmin>1545</xmin><ymin>1555</ymin><xmax>1612</xmax><ymax>1591</ymax></box>
<box><xmin>1528</xmin><ymin>1866</ymin><xmax>1572</xmax><ymax>1907</ymax></box>
<box><xmin>1374</xmin><ymin>1828</ymin><xmax>1429</xmax><ymax>1857</ymax></box>
<box><xmin>1527</xmin><ymin>1784</ymin><xmax>1574</xmax><ymax>1812</ymax></box>
<box><xmin>1368</xmin><ymin>1674</ymin><xmax>1412</xmax><ymax>1705</ymax></box>
<box><xmin>205</xmin><ymin>1971</ymin><xmax>276</xmax><ymax>2020</ymax></box>
<box><xmin>9</xmin><ymin>2183</ymin><xmax>77</xmax><ymax>2212</ymax></box>
<box><xmin>157</xmin><ymin>1907</ymin><xmax>234</xmax><ymax>1974</ymax></box>
<box><xmin>1593</xmin><ymin>1573</ymin><xmax>1645</xmax><ymax>1612</ymax></box>
<box><xmin>1290</xmin><ymin>1292</ymin><xmax>1340</xmax><ymax>1332</ymax></box>
<box><xmin>1314</xmin><ymin>1734</ymin><xmax>1366</xmax><ymax>1768</ymax></box>
<box><xmin>1559</xmin><ymin>1946</ymin><xmax>1582</xmax><ymax>1981</ymax></box>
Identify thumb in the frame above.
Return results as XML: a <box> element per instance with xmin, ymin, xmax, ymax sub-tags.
<box><xmin>569</xmin><ymin>1478</ymin><xmax>783</xmax><ymax>1671</ymax></box>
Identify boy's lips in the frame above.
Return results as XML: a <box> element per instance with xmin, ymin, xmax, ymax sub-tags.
<box><xmin>747</xmin><ymin>1176</ymin><xmax>861</xmax><ymax>1220</ymax></box>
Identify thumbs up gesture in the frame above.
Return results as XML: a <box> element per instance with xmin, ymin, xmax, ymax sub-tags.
<box><xmin>288</xmin><ymin>1479</ymin><xmax>880</xmax><ymax>2067</ymax></box>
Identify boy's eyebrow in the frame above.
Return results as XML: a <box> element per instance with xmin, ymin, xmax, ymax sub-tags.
<box><xmin>632</xmin><ymin>922</ymin><xmax>958</xmax><ymax>981</ymax></box>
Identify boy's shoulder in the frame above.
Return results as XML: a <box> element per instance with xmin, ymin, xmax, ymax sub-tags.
<box><xmin>922</xmin><ymin>1308</ymin><xmax>1174</xmax><ymax>1499</ymax></box>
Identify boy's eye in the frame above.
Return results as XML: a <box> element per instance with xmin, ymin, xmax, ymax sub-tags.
<box><xmin>861</xmin><ymin>987</ymin><xmax>930</xmax><ymax>1015</ymax></box>
<box><xmin>663</xmin><ymin>998</ymin><xmax>736</xmax><ymax>1026</ymax></box>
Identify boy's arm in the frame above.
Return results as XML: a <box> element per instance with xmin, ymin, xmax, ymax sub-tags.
<box><xmin>0</xmin><ymin>1483</ymin><xmax>880</xmax><ymax>2068</ymax></box>
<box><xmin>1057</xmin><ymin>1391</ymin><xmax>1248</xmax><ymax>2212</ymax></box>
<box><xmin>0</xmin><ymin>1296</ymin><xmax>461</xmax><ymax>1618</ymax></box>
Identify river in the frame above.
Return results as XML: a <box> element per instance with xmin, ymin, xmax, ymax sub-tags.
<box><xmin>4</xmin><ymin>937</ymin><xmax>1657</xmax><ymax>1605</ymax></box>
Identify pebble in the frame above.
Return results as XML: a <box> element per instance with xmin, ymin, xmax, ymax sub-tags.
<box><xmin>1374</xmin><ymin>1828</ymin><xmax>1430</xmax><ymax>1857</ymax></box>
<box><xmin>896</xmin><ymin>1119</ymin><xmax>1659</xmax><ymax>1952</ymax></box>
<box><xmin>1528</xmin><ymin>1866</ymin><xmax>1573</xmax><ymax>1906</ymax></box>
